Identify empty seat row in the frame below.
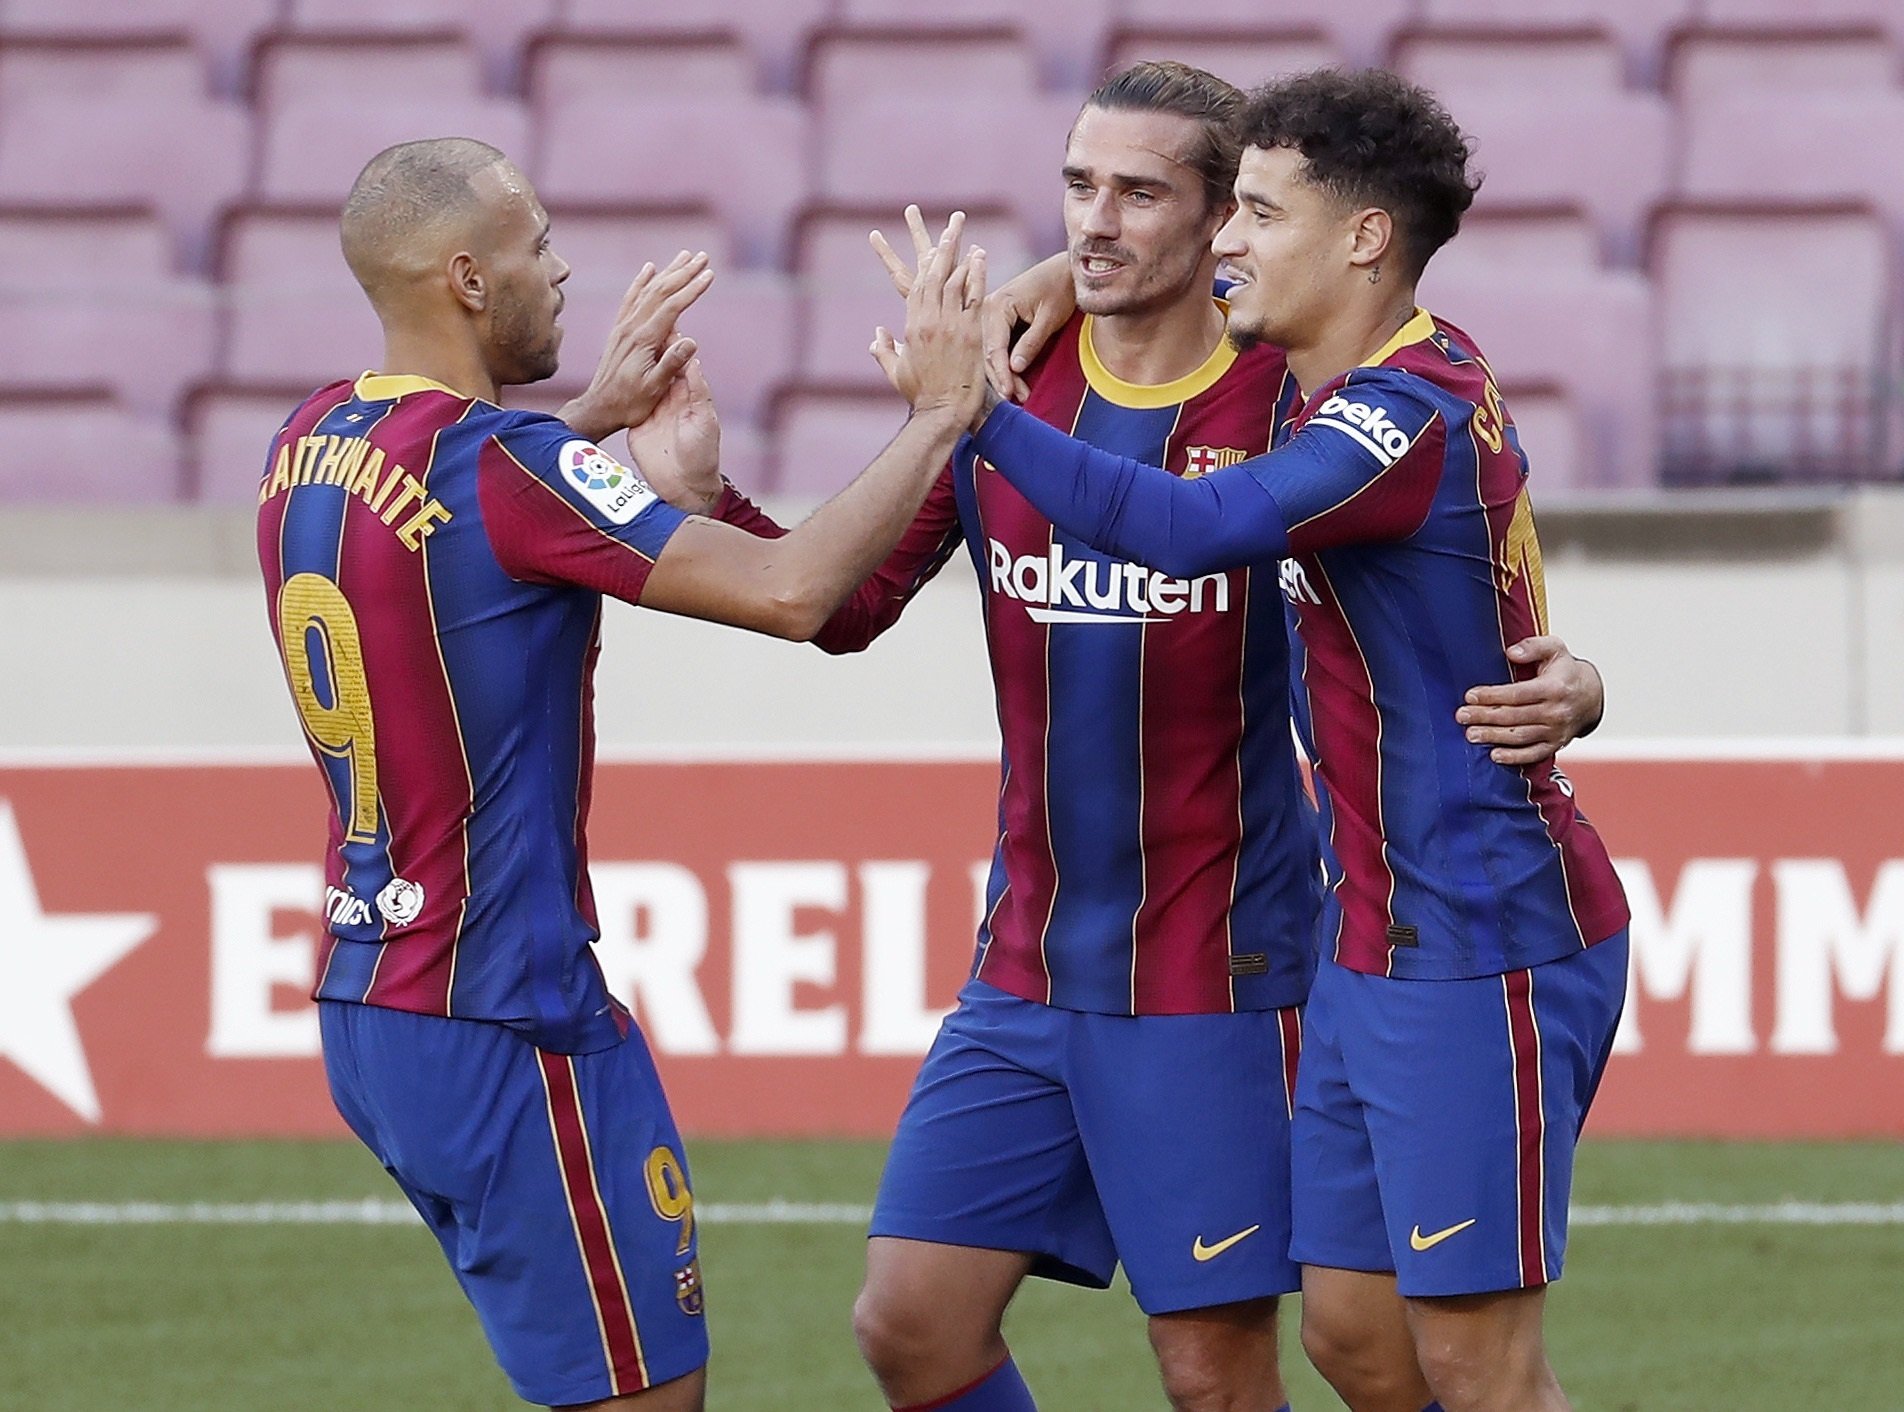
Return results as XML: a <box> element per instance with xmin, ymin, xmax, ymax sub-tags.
<box><xmin>14</xmin><ymin>37</ymin><xmax>1904</xmax><ymax>276</ymax></box>
<box><xmin>4</xmin><ymin>201</ymin><xmax>1894</xmax><ymax>500</ymax></box>
<box><xmin>15</xmin><ymin>0</ymin><xmax>1904</xmax><ymax>93</ymax></box>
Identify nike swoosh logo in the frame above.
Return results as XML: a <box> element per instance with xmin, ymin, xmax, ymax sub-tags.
<box><xmin>1409</xmin><ymin>1219</ymin><xmax>1478</xmax><ymax>1252</ymax></box>
<box><xmin>1192</xmin><ymin>1224</ymin><xmax>1262</xmax><ymax>1262</ymax></box>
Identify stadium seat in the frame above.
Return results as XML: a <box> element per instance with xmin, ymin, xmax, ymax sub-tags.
<box><xmin>556</xmin><ymin>0</ymin><xmax>834</xmax><ymax>92</ymax></box>
<box><xmin>1437</xmin><ymin>89</ymin><xmax>1672</xmax><ymax>263</ymax></box>
<box><xmin>0</xmin><ymin>0</ymin><xmax>276</xmax><ymax>94</ymax></box>
<box><xmin>1390</xmin><ymin>29</ymin><xmax>1629</xmax><ymax>92</ymax></box>
<box><xmin>1430</xmin><ymin>212</ymin><xmax>1604</xmax><ymax>282</ymax></box>
<box><xmin>1700</xmin><ymin>0</ymin><xmax>1904</xmax><ymax>41</ymax></box>
<box><xmin>1416</xmin><ymin>266</ymin><xmax>1660</xmax><ymax>488</ymax></box>
<box><xmin>1107</xmin><ymin>0</ymin><xmax>1414</xmax><ymax>70</ymax></box>
<box><xmin>284</xmin><ymin>0</ymin><xmax>561</xmax><ymax>90</ymax></box>
<box><xmin>1100</xmin><ymin>28</ymin><xmax>1346</xmax><ymax>88</ymax></box>
<box><xmin>1495</xmin><ymin>389</ymin><xmax>1591</xmax><ymax>495</ymax></box>
<box><xmin>216</xmin><ymin>208</ymin><xmax>384</xmax><ymax>390</ymax></box>
<box><xmin>532</xmin><ymin>42</ymin><xmax>810</xmax><ymax>268</ymax></box>
<box><xmin>834</xmin><ymin>0</ymin><xmax>1115</xmax><ymax>92</ymax></box>
<box><xmin>807</xmin><ymin>32</ymin><xmax>1076</xmax><ymax>251</ymax></box>
<box><xmin>1668</xmin><ymin>30</ymin><xmax>1901</xmax><ymax>99</ymax></box>
<box><xmin>525</xmin><ymin>32</ymin><xmax>757</xmax><ymax>102</ymax></box>
<box><xmin>1678</xmin><ymin>89</ymin><xmax>1904</xmax><ymax>222</ymax></box>
<box><xmin>1649</xmin><ymin>207</ymin><xmax>1895</xmax><ymax>482</ymax></box>
<box><xmin>791</xmin><ymin>209</ymin><xmax>1036</xmax><ymax>393</ymax></box>
<box><xmin>535</xmin><ymin>208</ymin><xmax>797</xmax><ymax>426</ymax></box>
<box><xmin>1410</xmin><ymin>0</ymin><xmax>1696</xmax><ymax>81</ymax></box>
<box><xmin>184</xmin><ymin>387</ymin><xmax>303</xmax><ymax>504</ymax></box>
<box><xmin>252</xmin><ymin>36</ymin><xmax>531</xmax><ymax>206</ymax></box>
<box><xmin>0</xmin><ymin>39</ymin><xmax>249</xmax><ymax>269</ymax></box>
<box><xmin>0</xmin><ymin>208</ymin><xmax>216</xmax><ymax>415</ymax></box>
<box><xmin>0</xmin><ymin>393</ymin><xmax>182</xmax><ymax>502</ymax></box>
<box><xmin>769</xmin><ymin>390</ymin><xmax>913</xmax><ymax>498</ymax></box>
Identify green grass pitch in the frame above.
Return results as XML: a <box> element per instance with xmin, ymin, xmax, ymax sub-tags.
<box><xmin>0</xmin><ymin>1138</ymin><xmax>1901</xmax><ymax>1409</ymax></box>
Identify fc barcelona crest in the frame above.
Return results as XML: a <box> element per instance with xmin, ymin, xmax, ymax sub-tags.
<box><xmin>1183</xmin><ymin>446</ymin><xmax>1248</xmax><ymax>478</ymax></box>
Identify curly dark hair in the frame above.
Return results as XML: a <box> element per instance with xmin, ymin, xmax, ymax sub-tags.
<box><xmin>1239</xmin><ymin>68</ymin><xmax>1481</xmax><ymax>279</ymax></box>
<box><xmin>1084</xmin><ymin>60</ymin><xmax>1246</xmax><ymax>212</ymax></box>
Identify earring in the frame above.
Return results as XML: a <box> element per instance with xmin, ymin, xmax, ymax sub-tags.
<box><xmin>1368</xmin><ymin>264</ymin><xmax>1382</xmax><ymax>285</ymax></box>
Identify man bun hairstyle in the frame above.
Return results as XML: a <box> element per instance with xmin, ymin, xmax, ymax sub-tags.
<box><xmin>1240</xmin><ymin>68</ymin><xmax>1481</xmax><ymax>279</ymax></box>
<box><xmin>1085</xmin><ymin>60</ymin><xmax>1246</xmax><ymax>210</ymax></box>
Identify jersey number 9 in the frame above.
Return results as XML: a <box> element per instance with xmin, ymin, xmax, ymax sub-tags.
<box><xmin>276</xmin><ymin>572</ymin><xmax>381</xmax><ymax>844</ymax></box>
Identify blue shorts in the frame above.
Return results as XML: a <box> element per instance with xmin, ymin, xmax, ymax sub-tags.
<box><xmin>319</xmin><ymin>1001</ymin><xmax>708</xmax><ymax>1406</ymax></box>
<box><xmin>1289</xmin><ymin>933</ymin><xmax>1628</xmax><ymax>1298</ymax></box>
<box><xmin>871</xmin><ymin>979</ymin><xmax>1304</xmax><ymax>1316</ymax></box>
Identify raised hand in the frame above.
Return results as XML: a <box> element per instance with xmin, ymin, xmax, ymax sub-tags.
<box><xmin>626</xmin><ymin>358</ymin><xmax>723</xmax><ymax>516</ymax></box>
<box><xmin>559</xmin><ymin>251</ymin><xmax>716</xmax><ymax>441</ymax></box>
<box><xmin>867</xmin><ymin>203</ymin><xmax>943</xmax><ymax>299</ymax></box>
<box><xmin>870</xmin><ymin>214</ymin><xmax>989</xmax><ymax>429</ymax></box>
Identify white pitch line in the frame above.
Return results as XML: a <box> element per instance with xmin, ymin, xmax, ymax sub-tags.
<box><xmin>3</xmin><ymin>1200</ymin><xmax>1904</xmax><ymax>1227</ymax></box>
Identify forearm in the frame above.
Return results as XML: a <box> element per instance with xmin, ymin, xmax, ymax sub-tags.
<box><xmin>970</xmin><ymin>402</ymin><xmax>1290</xmax><ymax>576</ymax></box>
<box><xmin>765</xmin><ymin>409</ymin><xmax>968</xmax><ymax>636</ymax></box>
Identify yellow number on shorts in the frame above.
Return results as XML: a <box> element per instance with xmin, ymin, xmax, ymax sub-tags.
<box><xmin>276</xmin><ymin>572</ymin><xmax>380</xmax><ymax>844</ymax></box>
<box><xmin>645</xmin><ymin>1146</ymin><xmax>695</xmax><ymax>1256</ymax></box>
<box><xmin>1501</xmin><ymin>488</ymin><xmax>1550</xmax><ymax>634</ymax></box>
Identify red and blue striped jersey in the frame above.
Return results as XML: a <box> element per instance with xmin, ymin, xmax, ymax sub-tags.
<box><xmin>1269</xmin><ymin>310</ymin><xmax>1629</xmax><ymax>978</ymax></box>
<box><xmin>257</xmin><ymin>372</ymin><xmax>689</xmax><ymax>1053</ymax></box>
<box><xmin>741</xmin><ymin>309</ymin><xmax>1318</xmax><ymax>1015</ymax></box>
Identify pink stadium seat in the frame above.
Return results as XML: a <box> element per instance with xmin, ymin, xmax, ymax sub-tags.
<box><xmin>0</xmin><ymin>0</ymin><xmax>276</xmax><ymax>93</ymax></box>
<box><xmin>0</xmin><ymin>394</ymin><xmax>182</xmax><ymax>502</ymax></box>
<box><xmin>185</xmin><ymin>388</ymin><xmax>304</xmax><ymax>504</ymax></box>
<box><xmin>1101</xmin><ymin>29</ymin><xmax>1346</xmax><ymax>88</ymax></box>
<box><xmin>1416</xmin><ymin>267</ymin><xmax>1659</xmax><ymax>489</ymax></box>
<box><xmin>835</xmin><ymin>0</ymin><xmax>1115</xmax><ymax>91</ymax></box>
<box><xmin>252</xmin><ymin>38</ymin><xmax>533</xmax><ymax>207</ymax></box>
<box><xmin>1679</xmin><ymin>90</ymin><xmax>1904</xmax><ymax>222</ymax></box>
<box><xmin>557</xmin><ymin>0</ymin><xmax>834</xmax><ymax>92</ymax></box>
<box><xmin>535</xmin><ymin>209</ymin><xmax>796</xmax><ymax>426</ymax></box>
<box><xmin>1668</xmin><ymin>31</ymin><xmax>1901</xmax><ymax>98</ymax></box>
<box><xmin>217</xmin><ymin>209</ymin><xmax>385</xmax><ymax>389</ymax></box>
<box><xmin>1440</xmin><ymin>90</ymin><xmax>1672</xmax><ymax>263</ymax></box>
<box><xmin>1429</xmin><ymin>212</ymin><xmax>1603</xmax><ymax>282</ymax></box>
<box><xmin>1412</xmin><ymin>0</ymin><xmax>1696</xmax><ymax>80</ymax></box>
<box><xmin>770</xmin><ymin>391</ymin><xmax>913</xmax><ymax>498</ymax></box>
<box><xmin>284</xmin><ymin>0</ymin><xmax>561</xmax><ymax>89</ymax></box>
<box><xmin>526</xmin><ymin>35</ymin><xmax>756</xmax><ymax>104</ymax></box>
<box><xmin>1700</xmin><ymin>0</ymin><xmax>1904</xmax><ymax>41</ymax></box>
<box><xmin>1108</xmin><ymin>0</ymin><xmax>1414</xmax><ymax>70</ymax></box>
<box><xmin>1649</xmin><ymin>208</ymin><xmax>1894</xmax><ymax>481</ymax></box>
<box><xmin>1494</xmin><ymin>390</ymin><xmax>1591</xmax><ymax>495</ymax></box>
<box><xmin>0</xmin><ymin>39</ymin><xmax>248</xmax><ymax>268</ymax></box>
<box><xmin>808</xmin><ymin>33</ymin><xmax>1075</xmax><ymax>250</ymax></box>
<box><xmin>532</xmin><ymin>50</ymin><xmax>809</xmax><ymax>267</ymax></box>
<box><xmin>792</xmin><ymin>209</ymin><xmax>1035</xmax><ymax>393</ymax></box>
<box><xmin>0</xmin><ymin>208</ymin><xmax>215</xmax><ymax>415</ymax></box>
<box><xmin>1391</xmin><ymin>30</ymin><xmax>1629</xmax><ymax>92</ymax></box>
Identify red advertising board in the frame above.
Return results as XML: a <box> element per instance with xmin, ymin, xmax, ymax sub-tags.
<box><xmin>0</xmin><ymin>749</ymin><xmax>1899</xmax><ymax>1138</ymax></box>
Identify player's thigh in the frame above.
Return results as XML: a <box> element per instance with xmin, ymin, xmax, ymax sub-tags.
<box><xmin>324</xmin><ymin>1004</ymin><xmax>708</xmax><ymax>1407</ymax></box>
<box><xmin>1340</xmin><ymin>937</ymin><xmax>1629</xmax><ymax>1298</ymax></box>
<box><xmin>1068</xmin><ymin>1004</ymin><xmax>1304</xmax><ymax>1317</ymax></box>
<box><xmin>1286</xmin><ymin>968</ymin><xmax>1391</xmax><ymax>1280</ymax></box>
<box><xmin>871</xmin><ymin>981</ymin><xmax>1116</xmax><ymax>1293</ymax></box>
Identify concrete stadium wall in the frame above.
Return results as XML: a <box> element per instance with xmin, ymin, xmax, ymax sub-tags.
<box><xmin>4</xmin><ymin>489</ymin><xmax>1902</xmax><ymax>752</ymax></box>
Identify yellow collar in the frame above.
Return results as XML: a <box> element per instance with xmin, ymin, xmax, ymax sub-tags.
<box><xmin>1079</xmin><ymin>303</ymin><xmax>1238</xmax><ymax>409</ymax></box>
<box><xmin>354</xmin><ymin>371</ymin><xmax>474</xmax><ymax>402</ymax></box>
<box><xmin>1363</xmin><ymin>308</ymin><xmax>1437</xmax><ymax>367</ymax></box>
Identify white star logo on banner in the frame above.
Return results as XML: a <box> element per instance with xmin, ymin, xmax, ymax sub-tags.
<box><xmin>0</xmin><ymin>800</ymin><xmax>156</xmax><ymax>1123</ymax></box>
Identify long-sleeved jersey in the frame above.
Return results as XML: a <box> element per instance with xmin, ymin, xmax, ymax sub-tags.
<box><xmin>258</xmin><ymin>373</ymin><xmax>689</xmax><ymax>1052</ymax></box>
